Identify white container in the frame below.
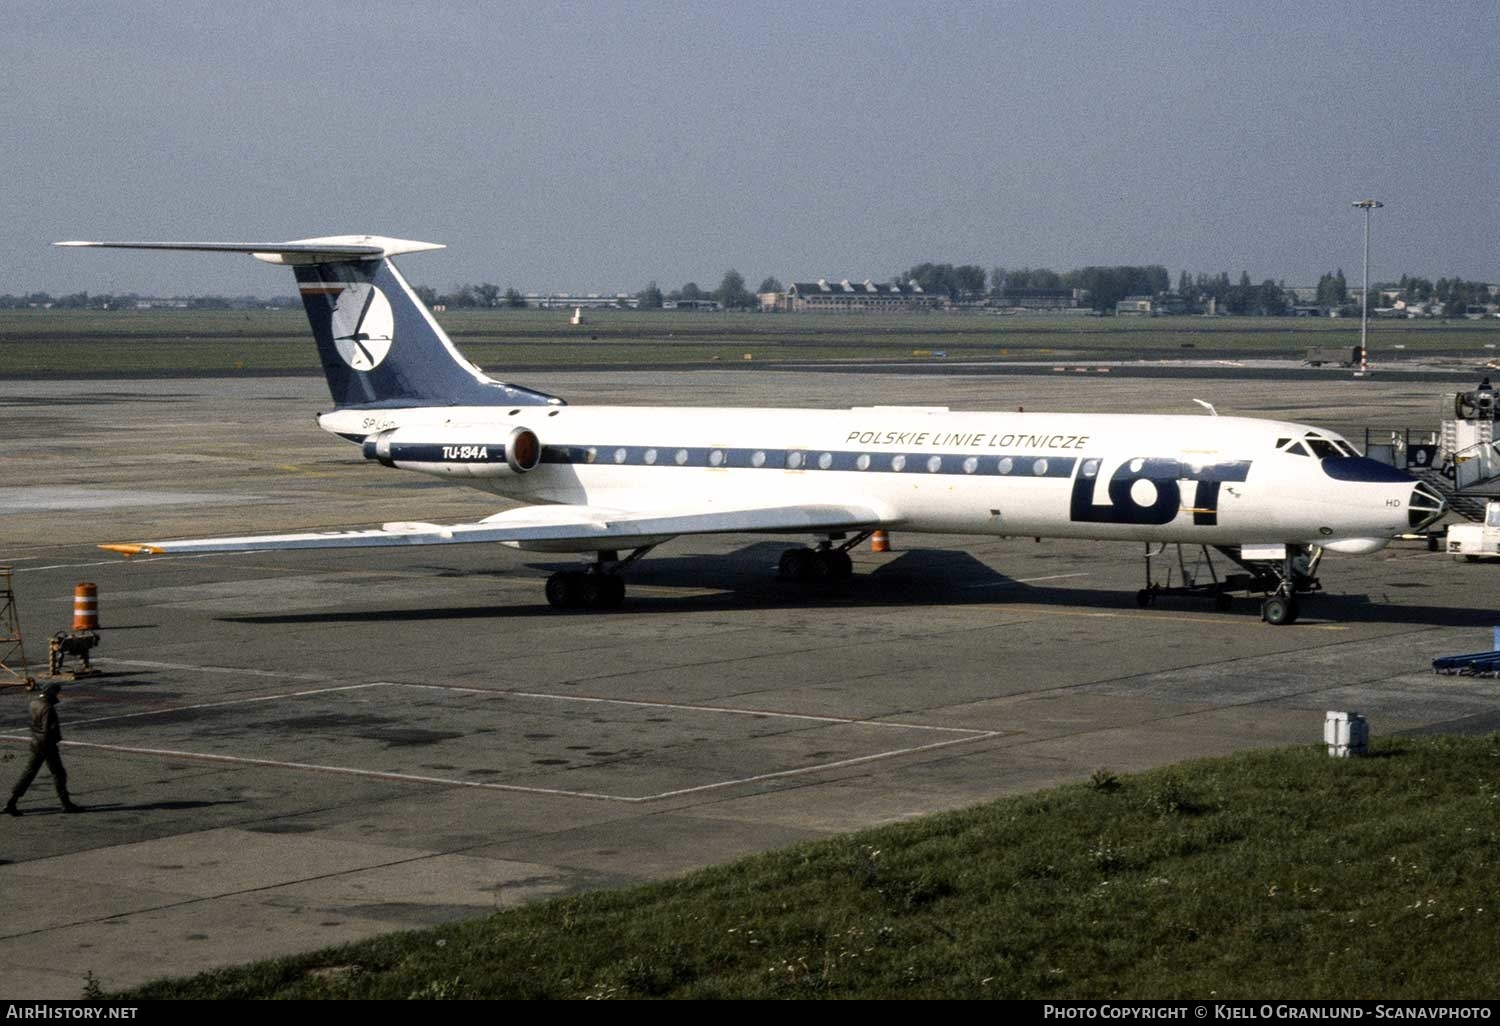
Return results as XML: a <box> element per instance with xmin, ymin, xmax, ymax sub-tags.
<box><xmin>1325</xmin><ymin>711</ymin><xmax>1369</xmax><ymax>758</ymax></box>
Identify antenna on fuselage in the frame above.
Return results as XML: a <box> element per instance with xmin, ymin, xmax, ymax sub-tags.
<box><xmin>1192</xmin><ymin>399</ymin><xmax>1219</xmax><ymax>417</ymax></box>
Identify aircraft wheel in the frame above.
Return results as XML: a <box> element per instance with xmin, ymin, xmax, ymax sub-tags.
<box><xmin>807</xmin><ymin>550</ymin><xmax>834</xmax><ymax>581</ymax></box>
<box><xmin>1214</xmin><ymin>591</ymin><xmax>1234</xmax><ymax>612</ymax></box>
<box><xmin>822</xmin><ymin>549</ymin><xmax>854</xmax><ymax>580</ymax></box>
<box><xmin>545</xmin><ymin>571</ymin><xmax>580</xmax><ymax>610</ymax></box>
<box><xmin>599</xmin><ymin>575</ymin><xmax>626</xmax><ymax>609</ymax></box>
<box><xmin>577</xmin><ymin>573</ymin><xmax>606</xmax><ymax>609</ymax></box>
<box><xmin>778</xmin><ymin>548</ymin><xmax>815</xmax><ymax>581</ymax></box>
<box><xmin>1136</xmin><ymin>589</ymin><xmax>1154</xmax><ymax>608</ymax></box>
<box><xmin>1261</xmin><ymin>594</ymin><xmax>1299</xmax><ymax>626</ymax></box>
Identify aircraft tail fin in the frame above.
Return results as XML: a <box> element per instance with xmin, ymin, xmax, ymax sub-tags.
<box><xmin>56</xmin><ymin>236</ymin><xmax>560</xmax><ymax>409</ymax></box>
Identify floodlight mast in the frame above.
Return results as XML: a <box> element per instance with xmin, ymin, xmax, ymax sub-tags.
<box><xmin>1352</xmin><ymin>199</ymin><xmax>1383</xmax><ymax>375</ymax></box>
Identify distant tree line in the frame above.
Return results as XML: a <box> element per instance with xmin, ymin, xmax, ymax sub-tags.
<box><xmin>0</xmin><ymin>291</ymin><xmax>298</xmax><ymax>310</ymax></box>
<box><xmin>1391</xmin><ymin>274</ymin><xmax>1492</xmax><ymax>308</ymax></box>
<box><xmin>1174</xmin><ymin>271</ymin><xmax>1288</xmax><ymax>315</ymax></box>
<box><xmin>6</xmin><ymin>267</ymin><xmax>1493</xmax><ymax>316</ymax></box>
<box><xmin>635</xmin><ymin>271</ymin><xmax>768</xmax><ymax>310</ymax></box>
<box><xmin>411</xmin><ymin>283</ymin><xmax>528</xmax><ymax>308</ymax></box>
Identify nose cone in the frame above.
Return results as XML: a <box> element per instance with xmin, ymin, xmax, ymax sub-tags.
<box><xmin>1319</xmin><ymin>456</ymin><xmax>1446</xmax><ymax>534</ymax></box>
<box><xmin>1407</xmin><ymin>481</ymin><xmax>1447</xmax><ymax>531</ymax></box>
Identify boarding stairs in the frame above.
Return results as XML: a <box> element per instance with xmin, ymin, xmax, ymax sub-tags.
<box><xmin>1364</xmin><ymin>399</ymin><xmax>1500</xmax><ymax>524</ymax></box>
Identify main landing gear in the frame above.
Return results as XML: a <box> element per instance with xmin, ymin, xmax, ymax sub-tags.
<box><xmin>544</xmin><ymin>546</ymin><xmax>654</xmax><ymax>611</ymax></box>
<box><xmin>777</xmin><ymin>532</ymin><xmax>871</xmax><ymax>583</ymax></box>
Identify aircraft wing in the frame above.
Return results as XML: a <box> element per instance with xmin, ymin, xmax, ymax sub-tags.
<box><xmin>98</xmin><ymin>501</ymin><xmax>897</xmax><ymax>556</ymax></box>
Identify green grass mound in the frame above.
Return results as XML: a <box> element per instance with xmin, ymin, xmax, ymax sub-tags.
<box><xmin>119</xmin><ymin>736</ymin><xmax>1500</xmax><ymax>999</ymax></box>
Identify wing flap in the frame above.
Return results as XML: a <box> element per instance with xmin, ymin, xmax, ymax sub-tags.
<box><xmin>98</xmin><ymin>502</ymin><xmax>897</xmax><ymax>556</ymax></box>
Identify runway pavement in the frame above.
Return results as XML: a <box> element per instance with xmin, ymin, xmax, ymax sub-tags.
<box><xmin>0</xmin><ymin>368</ymin><xmax>1494</xmax><ymax>997</ymax></box>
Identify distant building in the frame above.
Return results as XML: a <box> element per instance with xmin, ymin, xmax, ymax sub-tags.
<box><xmin>786</xmin><ymin>278</ymin><xmax>944</xmax><ymax>313</ymax></box>
<box><xmin>1115</xmin><ymin>294</ymin><xmax>1191</xmax><ymax>316</ymax></box>
<box><xmin>1153</xmin><ymin>293</ymin><xmax>1189</xmax><ymax>316</ymax></box>
<box><xmin>990</xmin><ymin>287</ymin><xmax>1085</xmax><ymax>311</ymax></box>
<box><xmin>662</xmin><ymin>298</ymin><xmax>721</xmax><ymax>311</ymax></box>
<box><xmin>523</xmin><ymin>292</ymin><xmax>637</xmax><ymax>310</ymax></box>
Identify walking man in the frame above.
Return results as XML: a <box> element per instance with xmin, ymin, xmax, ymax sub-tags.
<box><xmin>6</xmin><ymin>682</ymin><xmax>81</xmax><ymax>815</ymax></box>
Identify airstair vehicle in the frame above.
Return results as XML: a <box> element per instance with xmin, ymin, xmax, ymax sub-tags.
<box><xmin>1366</xmin><ymin>383</ymin><xmax>1500</xmax><ymax>537</ymax></box>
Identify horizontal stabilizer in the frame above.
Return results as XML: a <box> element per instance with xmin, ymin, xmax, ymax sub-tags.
<box><xmin>55</xmin><ymin>235</ymin><xmax>443</xmax><ymax>265</ymax></box>
<box><xmin>98</xmin><ymin>501</ymin><xmax>897</xmax><ymax>556</ymax></box>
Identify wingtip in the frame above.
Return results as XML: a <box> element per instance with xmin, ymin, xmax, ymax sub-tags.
<box><xmin>98</xmin><ymin>543</ymin><xmax>163</xmax><ymax>558</ymax></box>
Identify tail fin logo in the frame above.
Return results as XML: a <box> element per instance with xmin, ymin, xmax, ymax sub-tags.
<box><xmin>329</xmin><ymin>283</ymin><xmax>395</xmax><ymax>370</ymax></box>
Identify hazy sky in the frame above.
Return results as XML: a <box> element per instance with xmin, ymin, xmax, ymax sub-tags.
<box><xmin>4</xmin><ymin>0</ymin><xmax>1495</xmax><ymax>296</ymax></box>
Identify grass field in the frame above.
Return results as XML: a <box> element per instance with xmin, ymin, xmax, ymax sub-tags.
<box><xmin>3</xmin><ymin>308</ymin><xmax>1499</xmax><ymax>376</ymax></box>
<box><xmin>115</xmin><ymin>735</ymin><xmax>1500</xmax><ymax>1000</ymax></box>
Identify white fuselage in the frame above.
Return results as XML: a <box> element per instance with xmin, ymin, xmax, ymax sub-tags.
<box><xmin>321</xmin><ymin>404</ymin><xmax>1423</xmax><ymax>552</ymax></box>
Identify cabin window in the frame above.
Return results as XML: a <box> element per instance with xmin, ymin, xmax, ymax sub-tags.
<box><xmin>818</xmin><ymin>452</ymin><xmax>833</xmax><ymax>470</ymax></box>
<box><xmin>998</xmin><ymin>457</ymin><xmax>1014</xmax><ymax>475</ymax></box>
<box><xmin>891</xmin><ymin>454</ymin><xmax>907</xmax><ymax>472</ymax></box>
<box><xmin>855</xmin><ymin>453</ymin><xmax>871</xmax><ymax>471</ymax></box>
<box><xmin>786</xmin><ymin>451</ymin><xmax>805</xmax><ymax>469</ymax></box>
<box><xmin>751</xmin><ymin>450</ymin><xmax>767</xmax><ymax>467</ymax></box>
<box><xmin>1082</xmin><ymin>458</ymin><xmax>1100</xmax><ymax>478</ymax></box>
<box><xmin>674</xmin><ymin>448</ymin><xmax>689</xmax><ymax>465</ymax></box>
<box><xmin>585</xmin><ymin>447</ymin><xmax>597</xmax><ymax>464</ymax></box>
<box><xmin>709</xmin><ymin>449</ymin><xmax>724</xmax><ymax>467</ymax></box>
<box><xmin>926</xmin><ymin>456</ymin><xmax>942</xmax><ymax>473</ymax></box>
<box><xmin>1033</xmin><ymin>458</ymin><xmax>1049</xmax><ymax>475</ymax></box>
<box><xmin>644</xmin><ymin>448</ymin><xmax>658</xmax><ymax>465</ymax></box>
<box><xmin>613</xmin><ymin>447</ymin><xmax>628</xmax><ymax>464</ymax></box>
<box><xmin>962</xmin><ymin>456</ymin><xmax>978</xmax><ymax>474</ymax></box>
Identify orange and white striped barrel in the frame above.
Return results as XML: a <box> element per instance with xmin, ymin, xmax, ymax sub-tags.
<box><xmin>870</xmin><ymin>530</ymin><xmax>892</xmax><ymax>553</ymax></box>
<box><xmin>72</xmin><ymin>583</ymin><xmax>99</xmax><ymax>630</ymax></box>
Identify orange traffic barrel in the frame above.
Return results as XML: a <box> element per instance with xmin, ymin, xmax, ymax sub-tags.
<box><xmin>870</xmin><ymin>530</ymin><xmax>892</xmax><ymax>553</ymax></box>
<box><xmin>73</xmin><ymin>583</ymin><xmax>98</xmax><ymax>630</ymax></box>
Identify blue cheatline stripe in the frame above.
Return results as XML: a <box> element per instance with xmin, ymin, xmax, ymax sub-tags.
<box><xmin>381</xmin><ymin>441</ymin><xmax>1081</xmax><ymax>475</ymax></box>
<box><xmin>544</xmin><ymin>445</ymin><xmax>1077</xmax><ymax>478</ymax></box>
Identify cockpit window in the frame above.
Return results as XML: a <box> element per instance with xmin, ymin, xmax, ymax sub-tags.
<box><xmin>1305</xmin><ymin>437</ymin><xmax>1342</xmax><ymax>459</ymax></box>
<box><xmin>1282</xmin><ymin>441</ymin><xmax>1311</xmax><ymax>457</ymax></box>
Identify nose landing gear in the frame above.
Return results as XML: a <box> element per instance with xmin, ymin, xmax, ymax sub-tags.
<box><xmin>1136</xmin><ymin>543</ymin><xmax>1322</xmax><ymax>625</ymax></box>
<box><xmin>1257</xmin><ymin>546</ymin><xmax>1322</xmax><ymax>626</ymax></box>
<box><xmin>1260</xmin><ymin>591</ymin><xmax>1298</xmax><ymax>626</ymax></box>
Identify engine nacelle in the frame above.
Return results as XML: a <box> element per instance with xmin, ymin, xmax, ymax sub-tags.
<box><xmin>362</xmin><ymin>425</ymin><xmax>543</xmax><ymax>477</ymax></box>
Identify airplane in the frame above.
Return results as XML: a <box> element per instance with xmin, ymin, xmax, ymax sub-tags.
<box><xmin>60</xmin><ymin>235</ymin><xmax>1447</xmax><ymax>626</ymax></box>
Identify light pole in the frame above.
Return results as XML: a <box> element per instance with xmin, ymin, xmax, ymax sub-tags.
<box><xmin>1352</xmin><ymin>199</ymin><xmax>1383</xmax><ymax>375</ymax></box>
